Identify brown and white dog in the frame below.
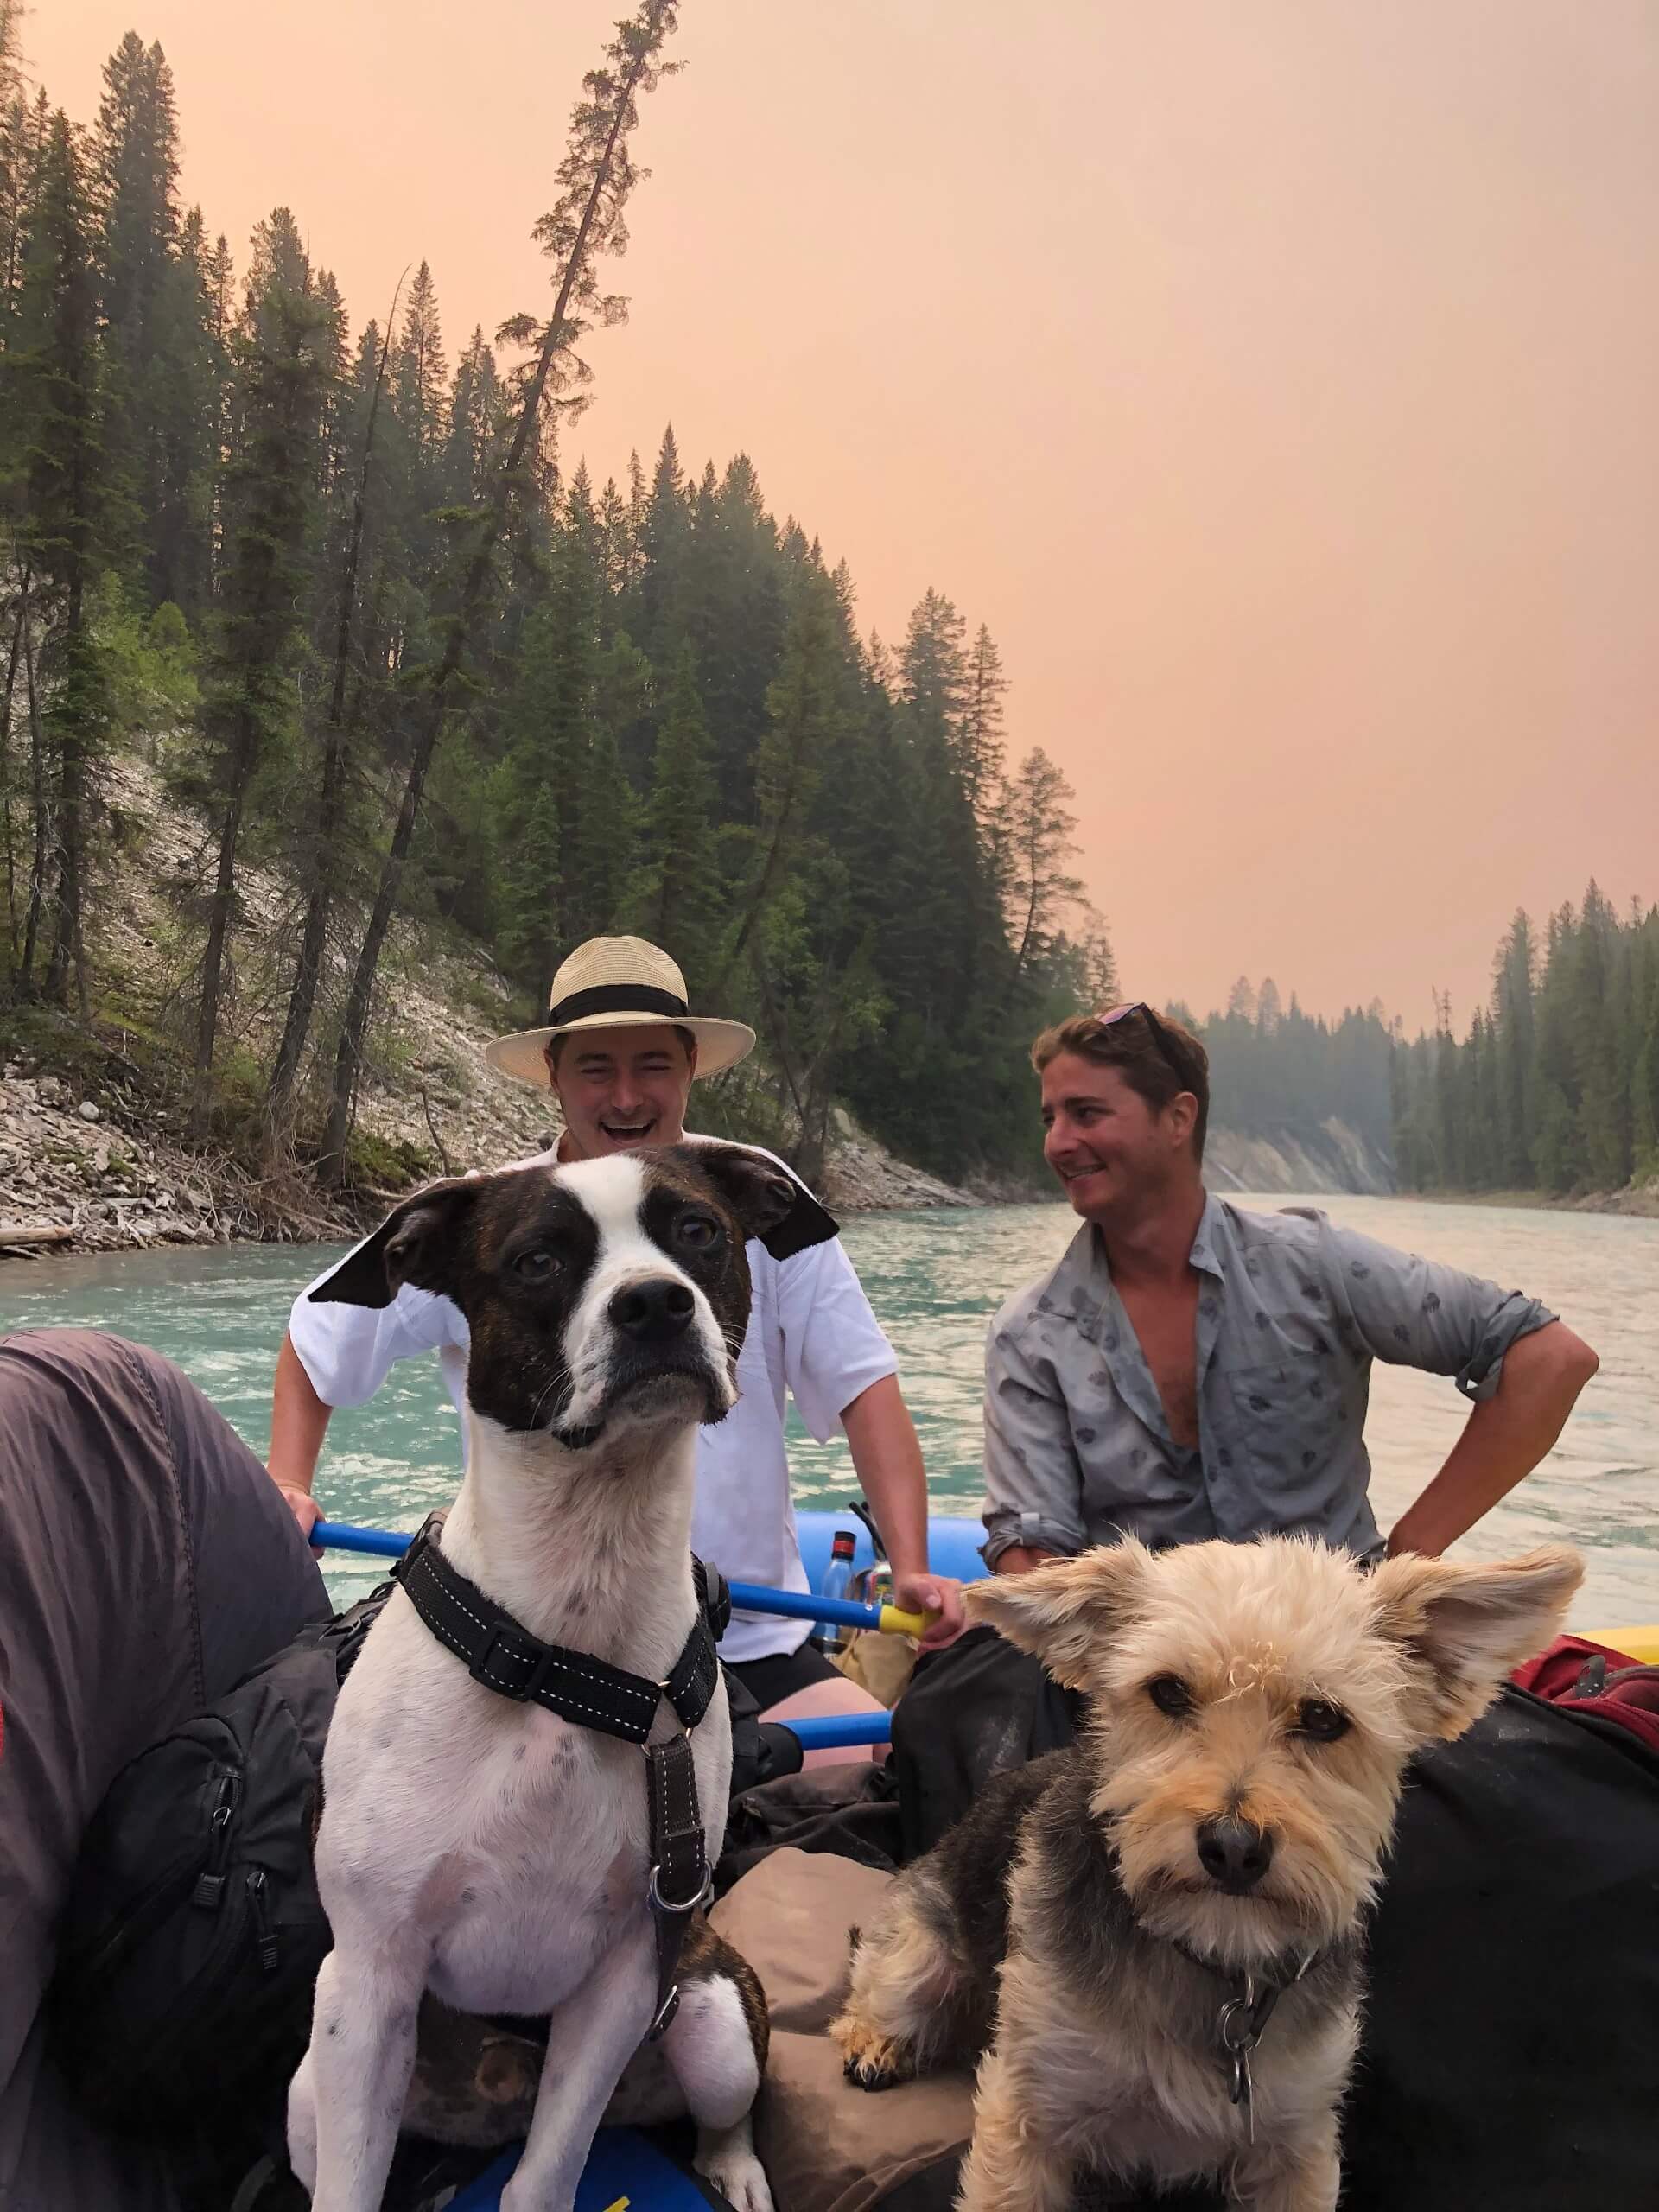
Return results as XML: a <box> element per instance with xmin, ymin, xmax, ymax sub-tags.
<box><xmin>833</xmin><ymin>1533</ymin><xmax>1581</xmax><ymax>2212</ymax></box>
<box><xmin>287</xmin><ymin>1145</ymin><xmax>785</xmax><ymax>2212</ymax></box>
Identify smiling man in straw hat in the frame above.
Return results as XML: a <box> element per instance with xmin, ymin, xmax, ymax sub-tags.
<box><xmin>269</xmin><ymin>936</ymin><xmax>963</xmax><ymax>1707</ymax></box>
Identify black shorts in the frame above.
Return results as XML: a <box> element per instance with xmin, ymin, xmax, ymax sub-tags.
<box><xmin>726</xmin><ymin>1637</ymin><xmax>841</xmax><ymax>1712</ymax></box>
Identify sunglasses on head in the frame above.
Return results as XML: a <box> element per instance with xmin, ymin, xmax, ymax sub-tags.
<box><xmin>1098</xmin><ymin>1001</ymin><xmax>1192</xmax><ymax>1090</ymax></box>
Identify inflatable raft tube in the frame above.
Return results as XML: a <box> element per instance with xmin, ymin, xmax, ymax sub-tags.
<box><xmin>449</xmin><ymin>2126</ymin><xmax>717</xmax><ymax>2209</ymax></box>
<box><xmin>795</xmin><ymin>1510</ymin><xmax>1659</xmax><ymax>1660</ymax></box>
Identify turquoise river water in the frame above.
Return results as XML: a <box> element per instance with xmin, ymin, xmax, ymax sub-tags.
<box><xmin>3</xmin><ymin>1193</ymin><xmax>1655</xmax><ymax>1624</ymax></box>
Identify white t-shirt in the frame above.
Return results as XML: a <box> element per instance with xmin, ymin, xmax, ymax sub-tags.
<box><xmin>287</xmin><ymin>1147</ymin><xmax>898</xmax><ymax>1662</ymax></box>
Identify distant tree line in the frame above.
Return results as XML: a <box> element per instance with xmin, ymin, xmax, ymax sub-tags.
<box><xmin>1391</xmin><ymin>886</ymin><xmax>1659</xmax><ymax>1196</ymax></box>
<box><xmin>1176</xmin><ymin>977</ymin><xmax>1396</xmax><ymax>1157</ymax></box>
<box><xmin>0</xmin><ymin>7</ymin><xmax>1114</xmax><ymax>1193</ymax></box>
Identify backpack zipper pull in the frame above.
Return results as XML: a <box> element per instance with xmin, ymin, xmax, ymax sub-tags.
<box><xmin>192</xmin><ymin>1774</ymin><xmax>240</xmax><ymax>1909</ymax></box>
<box><xmin>246</xmin><ymin>1869</ymin><xmax>281</xmax><ymax>1974</ymax></box>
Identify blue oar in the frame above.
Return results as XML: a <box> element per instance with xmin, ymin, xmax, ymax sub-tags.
<box><xmin>780</xmin><ymin>1712</ymin><xmax>893</xmax><ymax>1749</ymax></box>
<box><xmin>309</xmin><ymin>1519</ymin><xmax>929</xmax><ymax>1637</ymax></box>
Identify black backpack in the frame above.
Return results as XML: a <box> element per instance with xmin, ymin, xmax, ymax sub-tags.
<box><xmin>49</xmin><ymin>1592</ymin><xmax>385</xmax><ymax>2138</ymax></box>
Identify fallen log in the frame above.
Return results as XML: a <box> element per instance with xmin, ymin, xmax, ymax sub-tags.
<box><xmin>0</xmin><ymin>1223</ymin><xmax>74</xmax><ymax>1249</ymax></box>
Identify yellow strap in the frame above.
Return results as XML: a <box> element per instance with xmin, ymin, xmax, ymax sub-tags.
<box><xmin>601</xmin><ymin>2197</ymin><xmax>631</xmax><ymax>2212</ymax></box>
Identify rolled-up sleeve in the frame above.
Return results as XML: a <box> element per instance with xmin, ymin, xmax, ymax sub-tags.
<box><xmin>777</xmin><ymin>1238</ymin><xmax>899</xmax><ymax>1443</ymax></box>
<box><xmin>982</xmin><ymin>1310</ymin><xmax>1088</xmax><ymax>1565</ymax></box>
<box><xmin>287</xmin><ymin>1265</ymin><xmax>466</xmax><ymax>1410</ymax></box>
<box><xmin>1324</xmin><ymin>1223</ymin><xmax>1556</xmax><ymax>1402</ymax></box>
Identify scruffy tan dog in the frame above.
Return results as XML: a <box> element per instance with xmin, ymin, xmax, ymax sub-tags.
<box><xmin>832</xmin><ymin>1535</ymin><xmax>1581</xmax><ymax>2212</ymax></box>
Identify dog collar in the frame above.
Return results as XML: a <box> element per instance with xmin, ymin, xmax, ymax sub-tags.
<box><xmin>391</xmin><ymin>1513</ymin><xmax>727</xmax><ymax>2035</ymax></box>
<box><xmin>1166</xmin><ymin>1937</ymin><xmax>1328</xmax><ymax>2145</ymax></box>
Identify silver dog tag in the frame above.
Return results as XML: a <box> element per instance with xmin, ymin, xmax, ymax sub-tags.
<box><xmin>1228</xmin><ymin>2042</ymin><xmax>1255</xmax><ymax>2145</ymax></box>
<box><xmin>1217</xmin><ymin>1980</ymin><xmax>1259</xmax><ymax>2148</ymax></box>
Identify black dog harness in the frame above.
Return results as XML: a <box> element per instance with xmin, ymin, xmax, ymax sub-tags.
<box><xmin>391</xmin><ymin>1513</ymin><xmax>728</xmax><ymax>2036</ymax></box>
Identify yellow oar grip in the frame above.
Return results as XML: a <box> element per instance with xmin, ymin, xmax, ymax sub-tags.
<box><xmin>878</xmin><ymin>1603</ymin><xmax>931</xmax><ymax>1638</ymax></box>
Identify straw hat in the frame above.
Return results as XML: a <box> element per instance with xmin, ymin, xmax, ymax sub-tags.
<box><xmin>484</xmin><ymin>936</ymin><xmax>756</xmax><ymax>1089</ymax></box>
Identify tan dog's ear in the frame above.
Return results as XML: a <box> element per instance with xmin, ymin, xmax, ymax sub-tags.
<box><xmin>1368</xmin><ymin>1545</ymin><xmax>1583</xmax><ymax>1742</ymax></box>
<box><xmin>964</xmin><ymin>1541</ymin><xmax>1154</xmax><ymax>1690</ymax></box>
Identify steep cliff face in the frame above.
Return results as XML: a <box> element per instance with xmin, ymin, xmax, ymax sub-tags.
<box><xmin>1203</xmin><ymin>1118</ymin><xmax>1395</xmax><ymax>1197</ymax></box>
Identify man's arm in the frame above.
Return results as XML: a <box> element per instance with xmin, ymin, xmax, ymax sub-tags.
<box><xmin>1320</xmin><ymin>1217</ymin><xmax>1598</xmax><ymax>1554</ymax></box>
<box><xmin>840</xmin><ymin>1374</ymin><xmax>965</xmax><ymax>1649</ymax></box>
<box><xmin>269</xmin><ymin>1331</ymin><xmax>330</xmax><ymax>1542</ymax></box>
<box><xmin>776</xmin><ymin>1236</ymin><xmax>965</xmax><ymax>1646</ymax></box>
<box><xmin>1389</xmin><ymin>1319</ymin><xmax>1599</xmax><ymax>1556</ymax></box>
<box><xmin>993</xmin><ymin>1543</ymin><xmax>1059</xmax><ymax>1576</ymax></box>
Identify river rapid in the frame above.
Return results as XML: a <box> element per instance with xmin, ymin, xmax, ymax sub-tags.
<box><xmin>4</xmin><ymin>1192</ymin><xmax>1655</xmax><ymax>1624</ymax></box>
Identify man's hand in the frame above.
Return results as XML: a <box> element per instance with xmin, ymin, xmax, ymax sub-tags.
<box><xmin>838</xmin><ymin>1376</ymin><xmax>968</xmax><ymax>1649</ymax></box>
<box><xmin>275</xmin><ymin>1481</ymin><xmax>324</xmax><ymax>1556</ymax></box>
<box><xmin>892</xmin><ymin>1570</ymin><xmax>965</xmax><ymax>1650</ymax></box>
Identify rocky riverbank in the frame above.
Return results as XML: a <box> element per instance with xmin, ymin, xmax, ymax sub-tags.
<box><xmin>0</xmin><ymin>1056</ymin><xmax>976</xmax><ymax>1261</ymax></box>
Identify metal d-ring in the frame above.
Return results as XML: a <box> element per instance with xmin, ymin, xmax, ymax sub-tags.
<box><xmin>647</xmin><ymin>1864</ymin><xmax>713</xmax><ymax>1915</ymax></box>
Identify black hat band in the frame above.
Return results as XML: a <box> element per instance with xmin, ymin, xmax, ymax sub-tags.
<box><xmin>547</xmin><ymin>982</ymin><xmax>690</xmax><ymax>1027</ymax></box>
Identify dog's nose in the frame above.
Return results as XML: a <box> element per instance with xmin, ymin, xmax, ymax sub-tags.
<box><xmin>609</xmin><ymin>1277</ymin><xmax>696</xmax><ymax>1342</ymax></box>
<box><xmin>1196</xmin><ymin>1816</ymin><xmax>1274</xmax><ymax>1894</ymax></box>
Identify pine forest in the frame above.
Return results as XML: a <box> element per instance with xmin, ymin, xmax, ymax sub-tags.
<box><xmin>0</xmin><ymin>6</ymin><xmax>1115</xmax><ymax>1198</ymax></box>
<box><xmin>3</xmin><ymin>10</ymin><xmax>1652</xmax><ymax>1212</ymax></box>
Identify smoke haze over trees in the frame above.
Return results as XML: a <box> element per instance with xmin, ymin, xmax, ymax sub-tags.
<box><xmin>0</xmin><ymin>10</ymin><xmax>1111</xmax><ymax>1189</ymax></box>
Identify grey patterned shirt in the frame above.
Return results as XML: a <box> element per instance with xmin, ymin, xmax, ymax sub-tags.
<box><xmin>981</xmin><ymin>1197</ymin><xmax>1556</xmax><ymax>1566</ymax></box>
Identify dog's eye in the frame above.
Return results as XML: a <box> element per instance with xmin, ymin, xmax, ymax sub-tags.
<box><xmin>1296</xmin><ymin>1699</ymin><xmax>1350</xmax><ymax>1743</ymax></box>
<box><xmin>512</xmin><ymin>1249</ymin><xmax>557</xmax><ymax>1284</ymax></box>
<box><xmin>1147</xmin><ymin>1675</ymin><xmax>1194</xmax><ymax>1719</ymax></box>
<box><xmin>677</xmin><ymin>1213</ymin><xmax>723</xmax><ymax>1252</ymax></box>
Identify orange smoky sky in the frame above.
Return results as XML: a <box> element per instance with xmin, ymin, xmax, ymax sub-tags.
<box><xmin>28</xmin><ymin>0</ymin><xmax>1659</xmax><ymax>1033</ymax></box>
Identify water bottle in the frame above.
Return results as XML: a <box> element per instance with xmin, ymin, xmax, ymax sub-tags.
<box><xmin>810</xmin><ymin>1529</ymin><xmax>859</xmax><ymax>1655</ymax></box>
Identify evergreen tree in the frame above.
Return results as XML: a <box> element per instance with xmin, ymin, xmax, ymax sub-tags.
<box><xmin>0</xmin><ymin>4</ymin><xmax>37</xmax><ymax>346</ymax></box>
<box><xmin>5</xmin><ymin>110</ymin><xmax>123</xmax><ymax>1008</ymax></box>
<box><xmin>1000</xmin><ymin>745</ymin><xmax>1083</xmax><ymax>980</ymax></box>
<box><xmin>899</xmin><ymin>586</ymin><xmax>969</xmax><ymax>747</ymax></box>
<box><xmin>635</xmin><ymin>421</ymin><xmax>690</xmax><ymax>667</ymax></box>
<box><xmin>1491</xmin><ymin>909</ymin><xmax>1537</xmax><ymax>1185</ymax></box>
<box><xmin>94</xmin><ymin>32</ymin><xmax>180</xmax><ymax>601</ymax></box>
<box><xmin>148</xmin><ymin>207</ymin><xmax>227</xmax><ymax>617</ymax></box>
<box><xmin>635</xmin><ymin>643</ymin><xmax>721</xmax><ymax>986</ymax></box>
<box><xmin>957</xmin><ymin>621</ymin><xmax>1008</xmax><ymax>827</ymax></box>
<box><xmin>266</xmin><ymin>303</ymin><xmax>398</xmax><ymax>1140</ymax></box>
<box><xmin>392</xmin><ymin>259</ymin><xmax>447</xmax><ymax>465</ymax></box>
<box><xmin>189</xmin><ymin>270</ymin><xmax>327</xmax><ymax>1122</ymax></box>
<box><xmin>443</xmin><ymin>323</ymin><xmax>502</xmax><ymax>505</ymax></box>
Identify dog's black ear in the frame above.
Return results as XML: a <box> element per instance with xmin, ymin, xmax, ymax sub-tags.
<box><xmin>1369</xmin><ymin>1545</ymin><xmax>1583</xmax><ymax>1742</ymax></box>
<box><xmin>964</xmin><ymin>1540</ymin><xmax>1154</xmax><ymax>1690</ymax></box>
<box><xmin>307</xmin><ymin>1178</ymin><xmax>480</xmax><ymax>1308</ymax></box>
<box><xmin>674</xmin><ymin>1142</ymin><xmax>823</xmax><ymax>1251</ymax></box>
